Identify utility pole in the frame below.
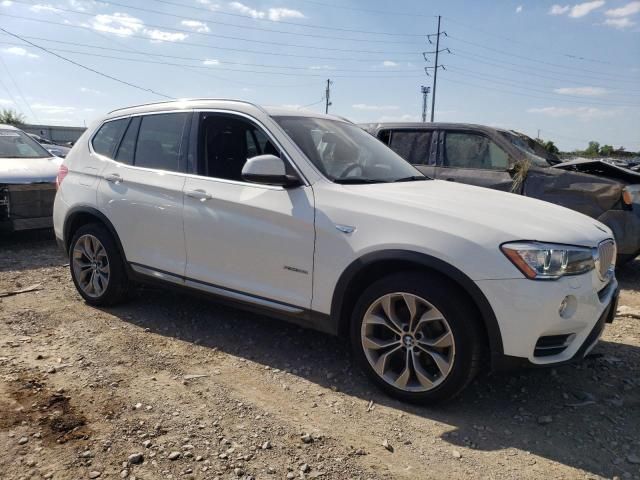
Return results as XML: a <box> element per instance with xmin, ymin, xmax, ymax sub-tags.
<box><xmin>421</xmin><ymin>85</ymin><xmax>430</xmax><ymax>122</ymax></box>
<box><xmin>431</xmin><ymin>16</ymin><xmax>441</xmax><ymax>122</ymax></box>
<box><xmin>325</xmin><ymin>79</ymin><xmax>332</xmax><ymax>114</ymax></box>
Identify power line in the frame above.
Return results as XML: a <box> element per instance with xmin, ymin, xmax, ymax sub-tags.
<box><xmin>0</xmin><ymin>28</ymin><xmax>173</xmax><ymax>99</ymax></box>
<box><xmin>0</xmin><ymin>54</ymin><xmax>37</xmax><ymax>121</ymax></box>
<box><xmin>424</xmin><ymin>16</ymin><xmax>448</xmax><ymax>122</ymax></box>
<box><xmin>0</xmin><ymin>10</ymin><xmax>420</xmax><ymax>56</ymax></box>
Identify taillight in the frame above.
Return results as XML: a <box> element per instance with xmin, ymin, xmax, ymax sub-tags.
<box><xmin>56</xmin><ymin>164</ymin><xmax>68</xmax><ymax>189</ymax></box>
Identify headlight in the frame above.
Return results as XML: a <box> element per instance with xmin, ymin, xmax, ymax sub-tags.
<box><xmin>501</xmin><ymin>242</ymin><xmax>595</xmax><ymax>280</ymax></box>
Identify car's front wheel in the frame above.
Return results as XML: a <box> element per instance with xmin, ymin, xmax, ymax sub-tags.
<box><xmin>350</xmin><ymin>272</ymin><xmax>484</xmax><ymax>404</ymax></box>
<box><xmin>69</xmin><ymin>223</ymin><xmax>128</xmax><ymax>306</ymax></box>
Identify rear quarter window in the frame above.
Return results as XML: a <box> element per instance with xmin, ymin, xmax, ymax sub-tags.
<box><xmin>91</xmin><ymin>118</ymin><xmax>129</xmax><ymax>158</ymax></box>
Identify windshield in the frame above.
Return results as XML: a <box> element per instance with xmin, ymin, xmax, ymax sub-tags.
<box><xmin>499</xmin><ymin>131</ymin><xmax>554</xmax><ymax>167</ymax></box>
<box><xmin>0</xmin><ymin>129</ymin><xmax>52</xmax><ymax>158</ymax></box>
<box><xmin>273</xmin><ymin>116</ymin><xmax>425</xmax><ymax>183</ymax></box>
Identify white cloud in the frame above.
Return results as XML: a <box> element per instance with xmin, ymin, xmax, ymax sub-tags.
<box><xmin>3</xmin><ymin>47</ymin><xmax>38</xmax><ymax>58</ymax></box>
<box><xmin>0</xmin><ymin>98</ymin><xmax>14</xmax><ymax>105</ymax></box>
<box><xmin>604</xmin><ymin>16</ymin><xmax>636</xmax><ymax>27</ymax></box>
<box><xmin>605</xmin><ymin>1</ymin><xmax>640</xmax><ymax>16</ymax></box>
<box><xmin>203</xmin><ymin>59</ymin><xmax>220</xmax><ymax>65</ymax></box>
<box><xmin>382</xmin><ymin>60</ymin><xmax>398</xmax><ymax>67</ymax></box>
<box><xmin>308</xmin><ymin>65</ymin><xmax>333</xmax><ymax>70</ymax></box>
<box><xmin>80</xmin><ymin>87</ymin><xmax>102</xmax><ymax>95</ymax></box>
<box><xmin>29</xmin><ymin>3</ymin><xmax>61</xmax><ymax>13</ymax></box>
<box><xmin>549</xmin><ymin>4</ymin><xmax>570</xmax><ymax>14</ymax></box>
<box><xmin>569</xmin><ymin>1</ymin><xmax>605</xmax><ymax>17</ymax></box>
<box><xmin>90</xmin><ymin>12</ymin><xmax>144</xmax><ymax>36</ymax></box>
<box><xmin>180</xmin><ymin>20</ymin><xmax>210</xmax><ymax>32</ymax></box>
<box><xmin>528</xmin><ymin>106</ymin><xmax>620</xmax><ymax>121</ymax></box>
<box><xmin>145</xmin><ymin>29</ymin><xmax>188</xmax><ymax>42</ymax></box>
<box><xmin>68</xmin><ymin>0</ymin><xmax>101</xmax><ymax>12</ymax></box>
<box><xmin>516</xmin><ymin>5</ymin><xmax>523</xmax><ymax>13</ymax></box>
<box><xmin>32</xmin><ymin>103</ymin><xmax>77</xmax><ymax>115</ymax></box>
<box><xmin>228</xmin><ymin>2</ymin><xmax>304</xmax><ymax>21</ymax></box>
<box><xmin>553</xmin><ymin>86</ymin><xmax>608</xmax><ymax>96</ymax></box>
<box><xmin>229</xmin><ymin>1</ymin><xmax>264</xmax><ymax>18</ymax></box>
<box><xmin>267</xmin><ymin>7</ymin><xmax>304</xmax><ymax>21</ymax></box>
<box><xmin>352</xmin><ymin>104</ymin><xmax>400</xmax><ymax>111</ymax></box>
<box><xmin>1</xmin><ymin>0</ymin><xmax>13</xmax><ymax>6</ymax></box>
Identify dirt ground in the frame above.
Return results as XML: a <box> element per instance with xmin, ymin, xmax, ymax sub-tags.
<box><xmin>0</xmin><ymin>231</ymin><xmax>639</xmax><ymax>480</ymax></box>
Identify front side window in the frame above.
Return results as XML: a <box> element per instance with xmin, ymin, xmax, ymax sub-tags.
<box><xmin>0</xmin><ymin>129</ymin><xmax>51</xmax><ymax>158</ymax></box>
<box><xmin>92</xmin><ymin>119</ymin><xmax>128</xmax><ymax>159</ymax></box>
<box><xmin>199</xmin><ymin>114</ymin><xmax>282</xmax><ymax>182</ymax></box>
<box><xmin>387</xmin><ymin>130</ymin><xmax>433</xmax><ymax>165</ymax></box>
<box><xmin>134</xmin><ymin>113</ymin><xmax>188</xmax><ymax>171</ymax></box>
<box><xmin>443</xmin><ymin>132</ymin><xmax>509</xmax><ymax>170</ymax></box>
<box><xmin>274</xmin><ymin>116</ymin><xmax>423</xmax><ymax>183</ymax></box>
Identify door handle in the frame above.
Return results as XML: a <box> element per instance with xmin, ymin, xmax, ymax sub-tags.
<box><xmin>185</xmin><ymin>189</ymin><xmax>213</xmax><ymax>201</ymax></box>
<box><xmin>105</xmin><ymin>173</ymin><xmax>123</xmax><ymax>184</ymax></box>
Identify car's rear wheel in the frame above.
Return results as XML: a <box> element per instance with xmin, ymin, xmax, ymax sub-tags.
<box><xmin>350</xmin><ymin>272</ymin><xmax>484</xmax><ymax>404</ymax></box>
<box><xmin>69</xmin><ymin>223</ymin><xmax>128</xmax><ymax>306</ymax></box>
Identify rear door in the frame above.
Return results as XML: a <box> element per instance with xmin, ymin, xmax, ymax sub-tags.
<box><xmin>377</xmin><ymin>129</ymin><xmax>437</xmax><ymax>177</ymax></box>
<box><xmin>182</xmin><ymin>111</ymin><xmax>315</xmax><ymax>310</ymax></box>
<box><xmin>433</xmin><ymin>130</ymin><xmax>514</xmax><ymax>191</ymax></box>
<box><xmin>97</xmin><ymin>112</ymin><xmax>191</xmax><ymax>276</ymax></box>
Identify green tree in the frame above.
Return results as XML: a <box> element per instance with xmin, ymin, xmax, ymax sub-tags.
<box><xmin>584</xmin><ymin>141</ymin><xmax>600</xmax><ymax>156</ymax></box>
<box><xmin>543</xmin><ymin>140</ymin><xmax>560</xmax><ymax>154</ymax></box>
<box><xmin>0</xmin><ymin>109</ymin><xmax>26</xmax><ymax>126</ymax></box>
<box><xmin>599</xmin><ymin>144</ymin><xmax>614</xmax><ymax>156</ymax></box>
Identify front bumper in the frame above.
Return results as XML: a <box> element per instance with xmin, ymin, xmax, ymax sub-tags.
<box><xmin>476</xmin><ymin>270</ymin><xmax>618</xmax><ymax>369</ymax></box>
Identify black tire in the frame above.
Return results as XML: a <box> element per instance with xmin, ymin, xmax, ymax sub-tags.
<box><xmin>69</xmin><ymin>223</ymin><xmax>129</xmax><ymax>306</ymax></box>
<box><xmin>350</xmin><ymin>271</ymin><xmax>484</xmax><ymax>404</ymax></box>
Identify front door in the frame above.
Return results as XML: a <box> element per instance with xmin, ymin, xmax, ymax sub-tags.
<box><xmin>97</xmin><ymin>112</ymin><xmax>191</xmax><ymax>276</ymax></box>
<box><xmin>182</xmin><ymin>112</ymin><xmax>315</xmax><ymax>310</ymax></box>
<box><xmin>433</xmin><ymin>130</ymin><xmax>514</xmax><ymax>191</ymax></box>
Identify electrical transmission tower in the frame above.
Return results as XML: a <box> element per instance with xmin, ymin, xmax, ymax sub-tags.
<box><xmin>421</xmin><ymin>86</ymin><xmax>430</xmax><ymax>122</ymax></box>
<box><xmin>423</xmin><ymin>16</ymin><xmax>450</xmax><ymax>122</ymax></box>
<box><xmin>325</xmin><ymin>79</ymin><xmax>333</xmax><ymax>114</ymax></box>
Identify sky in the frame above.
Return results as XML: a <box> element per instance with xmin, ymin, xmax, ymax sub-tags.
<box><xmin>0</xmin><ymin>0</ymin><xmax>638</xmax><ymax>151</ymax></box>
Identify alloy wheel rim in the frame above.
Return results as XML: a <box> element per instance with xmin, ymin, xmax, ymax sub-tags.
<box><xmin>361</xmin><ymin>292</ymin><xmax>455</xmax><ymax>392</ymax></box>
<box><xmin>72</xmin><ymin>234</ymin><xmax>110</xmax><ymax>298</ymax></box>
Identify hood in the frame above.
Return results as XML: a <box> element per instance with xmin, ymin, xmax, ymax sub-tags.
<box><xmin>0</xmin><ymin>156</ymin><xmax>62</xmax><ymax>184</ymax></box>
<box><xmin>552</xmin><ymin>158</ymin><xmax>640</xmax><ymax>184</ymax></box>
<box><xmin>334</xmin><ymin>179</ymin><xmax>611</xmax><ymax>248</ymax></box>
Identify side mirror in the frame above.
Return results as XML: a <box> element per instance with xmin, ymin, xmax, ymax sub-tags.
<box><xmin>241</xmin><ymin>154</ymin><xmax>302</xmax><ymax>188</ymax></box>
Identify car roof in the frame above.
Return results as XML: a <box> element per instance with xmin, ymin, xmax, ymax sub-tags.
<box><xmin>0</xmin><ymin>124</ymin><xmax>20</xmax><ymax>130</ymax></box>
<box><xmin>105</xmin><ymin>98</ymin><xmax>349</xmax><ymax>123</ymax></box>
<box><xmin>359</xmin><ymin>122</ymin><xmax>507</xmax><ymax>134</ymax></box>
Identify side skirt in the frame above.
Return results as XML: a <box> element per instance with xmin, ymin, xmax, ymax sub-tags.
<box><xmin>127</xmin><ymin>263</ymin><xmax>337</xmax><ymax>336</ymax></box>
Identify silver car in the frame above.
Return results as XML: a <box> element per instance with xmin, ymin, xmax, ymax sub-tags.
<box><xmin>1</xmin><ymin>124</ymin><xmax>62</xmax><ymax>232</ymax></box>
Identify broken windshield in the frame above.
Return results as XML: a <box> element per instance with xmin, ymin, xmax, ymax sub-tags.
<box><xmin>500</xmin><ymin>131</ymin><xmax>553</xmax><ymax>168</ymax></box>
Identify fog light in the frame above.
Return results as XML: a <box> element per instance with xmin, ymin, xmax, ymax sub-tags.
<box><xmin>559</xmin><ymin>295</ymin><xmax>577</xmax><ymax>318</ymax></box>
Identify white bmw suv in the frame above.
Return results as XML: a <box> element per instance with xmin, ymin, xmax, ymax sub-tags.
<box><xmin>53</xmin><ymin>99</ymin><xmax>619</xmax><ymax>403</ymax></box>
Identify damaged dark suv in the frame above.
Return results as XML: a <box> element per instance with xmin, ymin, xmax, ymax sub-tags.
<box><xmin>361</xmin><ymin>122</ymin><xmax>640</xmax><ymax>264</ymax></box>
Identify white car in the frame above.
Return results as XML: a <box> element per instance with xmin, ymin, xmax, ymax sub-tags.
<box><xmin>53</xmin><ymin>100</ymin><xmax>619</xmax><ymax>403</ymax></box>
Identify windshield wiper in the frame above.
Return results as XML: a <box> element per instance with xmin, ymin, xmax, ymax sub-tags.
<box><xmin>392</xmin><ymin>175</ymin><xmax>429</xmax><ymax>182</ymax></box>
<box><xmin>333</xmin><ymin>178</ymin><xmax>386</xmax><ymax>184</ymax></box>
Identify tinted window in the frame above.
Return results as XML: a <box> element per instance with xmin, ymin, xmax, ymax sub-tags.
<box><xmin>388</xmin><ymin>130</ymin><xmax>432</xmax><ymax>165</ymax></box>
<box><xmin>444</xmin><ymin>132</ymin><xmax>508</xmax><ymax>170</ymax></box>
<box><xmin>135</xmin><ymin>113</ymin><xmax>188</xmax><ymax>171</ymax></box>
<box><xmin>114</xmin><ymin>117</ymin><xmax>141</xmax><ymax>165</ymax></box>
<box><xmin>92</xmin><ymin>119</ymin><xmax>128</xmax><ymax>158</ymax></box>
<box><xmin>200</xmin><ymin>114</ymin><xmax>281</xmax><ymax>182</ymax></box>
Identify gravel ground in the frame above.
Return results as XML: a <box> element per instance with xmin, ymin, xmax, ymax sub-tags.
<box><xmin>0</xmin><ymin>230</ymin><xmax>639</xmax><ymax>480</ymax></box>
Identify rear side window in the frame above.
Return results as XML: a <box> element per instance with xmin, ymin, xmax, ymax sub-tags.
<box><xmin>92</xmin><ymin>119</ymin><xmax>128</xmax><ymax>158</ymax></box>
<box><xmin>443</xmin><ymin>132</ymin><xmax>509</xmax><ymax>170</ymax></box>
<box><xmin>114</xmin><ymin>117</ymin><xmax>141</xmax><ymax>165</ymax></box>
<box><xmin>134</xmin><ymin>113</ymin><xmax>188</xmax><ymax>171</ymax></box>
<box><xmin>387</xmin><ymin>130</ymin><xmax>432</xmax><ymax>165</ymax></box>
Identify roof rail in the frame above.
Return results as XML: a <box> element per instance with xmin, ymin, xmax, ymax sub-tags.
<box><xmin>107</xmin><ymin>98</ymin><xmax>268</xmax><ymax>115</ymax></box>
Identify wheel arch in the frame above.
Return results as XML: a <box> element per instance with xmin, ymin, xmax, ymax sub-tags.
<box><xmin>330</xmin><ymin>249</ymin><xmax>504</xmax><ymax>361</ymax></box>
<box><xmin>63</xmin><ymin>206</ymin><xmax>127</xmax><ymax>262</ymax></box>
